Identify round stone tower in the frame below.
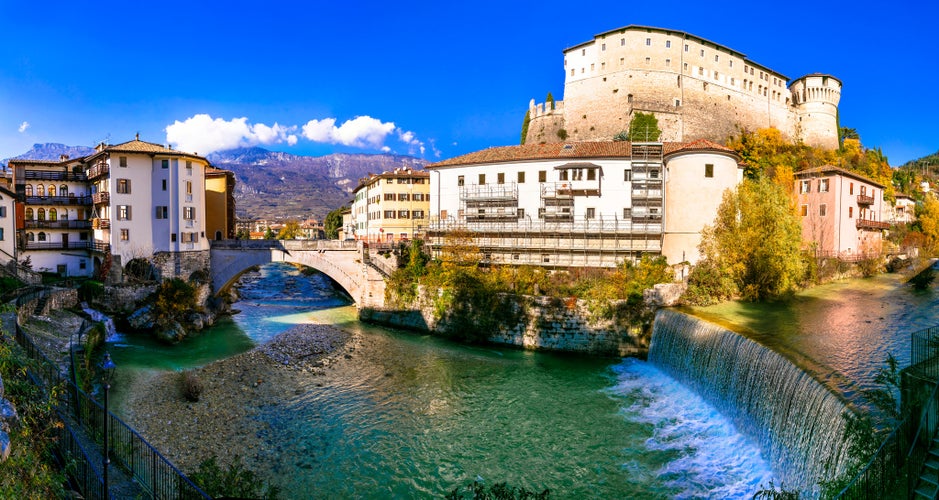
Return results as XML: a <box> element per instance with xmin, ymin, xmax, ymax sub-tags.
<box><xmin>790</xmin><ymin>74</ymin><xmax>842</xmax><ymax>149</ymax></box>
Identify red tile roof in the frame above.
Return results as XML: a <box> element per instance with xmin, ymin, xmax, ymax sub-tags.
<box><xmin>795</xmin><ymin>165</ymin><xmax>884</xmax><ymax>188</ymax></box>
<box><xmin>427</xmin><ymin>140</ymin><xmax>738</xmax><ymax>168</ymax></box>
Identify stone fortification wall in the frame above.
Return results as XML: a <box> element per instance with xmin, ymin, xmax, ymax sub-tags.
<box><xmin>152</xmin><ymin>250</ymin><xmax>210</xmax><ymax>282</ymax></box>
<box><xmin>526</xmin><ymin>26</ymin><xmax>839</xmax><ymax>148</ymax></box>
<box><xmin>16</xmin><ymin>288</ymin><xmax>78</xmax><ymax>324</ymax></box>
<box><xmin>86</xmin><ymin>284</ymin><xmax>158</xmax><ymax>314</ymax></box>
<box><xmin>362</xmin><ymin>294</ymin><xmax>651</xmax><ymax>357</ymax></box>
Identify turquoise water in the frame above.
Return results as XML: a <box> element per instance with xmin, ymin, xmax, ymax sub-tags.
<box><xmin>111</xmin><ymin>263</ymin><xmax>777</xmax><ymax>497</ymax></box>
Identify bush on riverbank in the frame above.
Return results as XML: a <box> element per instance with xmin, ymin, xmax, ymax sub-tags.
<box><xmin>0</xmin><ymin>340</ymin><xmax>67</xmax><ymax>497</ymax></box>
<box><xmin>189</xmin><ymin>455</ymin><xmax>280</xmax><ymax>499</ymax></box>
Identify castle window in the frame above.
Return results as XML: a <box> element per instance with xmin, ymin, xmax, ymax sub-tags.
<box><xmin>601</xmin><ymin>43</ymin><xmax>606</xmax><ymax>51</ymax></box>
<box><xmin>698</xmin><ymin>67</ymin><xmax>703</xmax><ymax>76</ymax></box>
<box><xmin>683</xmin><ymin>62</ymin><xmax>688</xmax><ymax>71</ymax></box>
<box><xmin>666</xmin><ymin>40</ymin><xmax>671</xmax><ymax>48</ymax></box>
<box><xmin>714</xmin><ymin>54</ymin><xmax>719</xmax><ymax>62</ymax></box>
<box><xmin>591</xmin><ymin>63</ymin><xmax>595</xmax><ymax>71</ymax></box>
<box><xmin>646</xmin><ymin>38</ymin><xmax>651</xmax><ymax>46</ymax></box>
<box><xmin>729</xmin><ymin>60</ymin><xmax>733</xmax><ymax>68</ymax></box>
<box><xmin>665</xmin><ymin>58</ymin><xmax>671</xmax><ymax>67</ymax></box>
<box><xmin>675</xmin><ymin>99</ymin><xmax>681</xmax><ymax>106</ymax></box>
<box><xmin>731</xmin><ymin>77</ymin><xmax>735</xmax><ymax>86</ymax></box>
<box><xmin>582</xmin><ymin>49</ymin><xmax>585</xmax><ymax>56</ymax></box>
<box><xmin>621</xmin><ymin>38</ymin><xmax>625</xmax><ymax>46</ymax></box>
<box><xmin>714</xmin><ymin>71</ymin><xmax>719</xmax><ymax>80</ymax></box>
<box><xmin>627</xmin><ymin>94</ymin><xmax>633</xmax><ymax>103</ymax></box>
<box><xmin>645</xmin><ymin>57</ymin><xmax>651</xmax><ymax>64</ymax></box>
<box><xmin>744</xmin><ymin>65</ymin><xmax>749</xmax><ymax>73</ymax></box>
<box><xmin>620</xmin><ymin>57</ymin><xmax>624</xmax><ymax>66</ymax></box>
<box><xmin>705</xmin><ymin>164</ymin><xmax>714</xmax><ymax>178</ymax></box>
<box><xmin>700</xmin><ymin>49</ymin><xmax>704</xmax><ymax>57</ymax></box>
<box><xmin>684</xmin><ymin>43</ymin><xmax>689</xmax><ymax>52</ymax></box>
<box><xmin>570</xmin><ymin>69</ymin><xmax>575</xmax><ymax>76</ymax></box>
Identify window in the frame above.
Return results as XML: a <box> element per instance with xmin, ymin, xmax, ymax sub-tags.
<box><xmin>624</xmin><ymin>170</ymin><xmax>632</xmax><ymax>182</ymax></box>
<box><xmin>120</xmin><ymin>229</ymin><xmax>129</xmax><ymax>241</ymax></box>
<box><xmin>819</xmin><ymin>204</ymin><xmax>827</xmax><ymax>217</ymax></box>
<box><xmin>700</xmin><ymin>49</ymin><xmax>704</xmax><ymax>57</ymax></box>
<box><xmin>80</xmin><ymin>259</ymin><xmax>86</xmax><ymax>269</ymax></box>
<box><xmin>384</xmin><ymin>193</ymin><xmax>395</xmax><ymax>201</ymax></box>
<box><xmin>645</xmin><ymin>57</ymin><xmax>650</xmax><ymax>64</ymax></box>
<box><xmin>559</xmin><ymin>170</ymin><xmax>569</xmax><ymax>181</ymax></box>
<box><xmin>0</xmin><ymin>207</ymin><xmax>5</xmax><ymax>218</ymax></box>
<box><xmin>714</xmin><ymin>54</ymin><xmax>719</xmax><ymax>62</ymax></box>
<box><xmin>186</xmin><ymin>161</ymin><xmax>193</xmax><ymax>175</ymax></box>
<box><xmin>398</xmin><ymin>210</ymin><xmax>409</xmax><ymax>219</ymax></box>
<box><xmin>621</xmin><ymin>38</ymin><xmax>625</xmax><ymax>46</ymax></box>
<box><xmin>683</xmin><ymin>62</ymin><xmax>688</xmax><ymax>71</ymax></box>
<box><xmin>538</xmin><ymin>207</ymin><xmax>545</xmax><ymax>219</ymax></box>
<box><xmin>666</xmin><ymin>40</ymin><xmax>671</xmax><ymax>48</ymax></box>
<box><xmin>665</xmin><ymin>58</ymin><xmax>671</xmax><ymax>67</ymax></box>
<box><xmin>800</xmin><ymin>180</ymin><xmax>811</xmax><ymax>194</ymax></box>
<box><xmin>386</xmin><ymin>178</ymin><xmax>393</xmax><ymax>184</ymax></box>
<box><xmin>848</xmin><ymin>207</ymin><xmax>854</xmax><ymax>218</ymax></box>
<box><xmin>518</xmin><ymin>171</ymin><xmax>525</xmax><ymax>183</ymax></box>
<box><xmin>155</xmin><ymin>206</ymin><xmax>168</xmax><ymax>219</ymax></box>
<box><xmin>119</xmin><ymin>156</ymin><xmax>127</xmax><ymax>167</ymax></box>
<box><xmin>479</xmin><ymin>174</ymin><xmax>486</xmax><ymax>185</ymax></box>
<box><xmin>26</xmin><ymin>232</ymin><xmax>34</xmax><ymax>241</ymax></box>
<box><xmin>684</xmin><ymin>43</ymin><xmax>689</xmax><ymax>52</ymax></box>
<box><xmin>398</xmin><ymin>193</ymin><xmax>410</xmax><ymax>201</ymax></box>
<box><xmin>497</xmin><ymin>173</ymin><xmax>505</xmax><ymax>184</ymax></box>
<box><xmin>384</xmin><ymin>210</ymin><xmax>395</xmax><ymax>219</ymax></box>
<box><xmin>539</xmin><ymin>170</ymin><xmax>547</xmax><ymax>182</ymax></box>
<box><xmin>623</xmin><ymin>208</ymin><xmax>632</xmax><ymax>218</ymax></box>
<box><xmin>49</xmin><ymin>208</ymin><xmax>57</xmax><ymax>221</ymax></box>
<box><xmin>850</xmin><ymin>183</ymin><xmax>854</xmax><ymax>195</ymax></box>
<box><xmin>162</xmin><ymin>179</ymin><xmax>167</xmax><ymax>191</ymax></box>
<box><xmin>38</xmin><ymin>232</ymin><xmax>46</xmax><ymax>241</ymax></box>
<box><xmin>25</xmin><ymin>208</ymin><xmax>33</xmax><ymax>219</ymax></box>
<box><xmin>59</xmin><ymin>185</ymin><xmax>67</xmax><ymax>196</ymax></box>
<box><xmin>0</xmin><ymin>228</ymin><xmax>4</xmax><ymax>240</ymax></box>
<box><xmin>705</xmin><ymin>164</ymin><xmax>714</xmax><ymax>178</ymax></box>
<box><xmin>645</xmin><ymin>38</ymin><xmax>651</xmax><ymax>46</ymax></box>
<box><xmin>414</xmin><ymin>193</ymin><xmax>424</xmax><ymax>201</ymax></box>
<box><xmin>47</xmin><ymin>185</ymin><xmax>54</xmax><ymax>197</ymax></box>
<box><xmin>587</xmin><ymin>168</ymin><xmax>596</xmax><ymax>181</ymax></box>
<box><xmin>586</xmin><ymin>208</ymin><xmax>596</xmax><ymax>219</ymax></box>
<box><xmin>650</xmin><ymin>169</ymin><xmax>660</xmax><ymax>179</ymax></box>
<box><xmin>186</xmin><ymin>181</ymin><xmax>192</xmax><ymax>195</ymax></box>
<box><xmin>800</xmin><ymin>205</ymin><xmax>808</xmax><ymax>217</ymax></box>
<box><xmin>171</xmin><ymin>233</ymin><xmax>177</xmax><ymax>242</ymax></box>
<box><xmin>458</xmin><ymin>175</ymin><xmax>464</xmax><ymax>187</ymax></box>
<box><xmin>412</xmin><ymin>210</ymin><xmax>425</xmax><ymax>219</ymax></box>
<box><xmin>601</xmin><ymin>43</ymin><xmax>606</xmax><ymax>51</ymax></box>
<box><xmin>117</xmin><ymin>178</ymin><xmax>131</xmax><ymax>194</ymax></box>
<box><xmin>117</xmin><ymin>205</ymin><xmax>131</xmax><ymax>221</ymax></box>
<box><xmin>698</xmin><ymin>67</ymin><xmax>704</xmax><ymax>76</ymax></box>
<box><xmin>37</xmin><ymin>208</ymin><xmax>45</xmax><ymax>221</ymax></box>
<box><xmin>517</xmin><ymin>208</ymin><xmax>525</xmax><ymax>219</ymax></box>
<box><xmin>161</xmin><ymin>159</ymin><xmax>169</xmax><ymax>169</ymax></box>
<box><xmin>819</xmin><ymin>179</ymin><xmax>830</xmax><ymax>192</ymax></box>
<box><xmin>183</xmin><ymin>207</ymin><xmax>195</xmax><ymax>220</ymax></box>
<box><xmin>25</xmin><ymin>185</ymin><xmax>32</xmax><ymax>196</ymax></box>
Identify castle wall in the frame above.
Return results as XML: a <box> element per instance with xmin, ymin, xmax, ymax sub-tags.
<box><xmin>526</xmin><ymin>26</ymin><xmax>839</xmax><ymax>148</ymax></box>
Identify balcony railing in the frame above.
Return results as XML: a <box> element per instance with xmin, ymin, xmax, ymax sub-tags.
<box><xmin>23</xmin><ymin>170</ymin><xmax>87</xmax><ymax>182</ymax></box>
<box><xmin>857</xmin><ymin>194</ymin><xmax>874</xmax><ymax>205</ymax></box>
<box><xmin>91</xmin><ymin>192</ymin><xmax>110</xmax><ymax>204</ymax></box>
<box><xmin>18</xmin><ymin>240</ymin><xmax>100</xmax><ymax>251</ymax></box>
<box><xmin>86</xmin><ymin>162</ymin><xmax>109</xmax><ymax>179</ymax></box>
<box><xmin>24</xmin><ymin>195</ymin><xmax>92</xmax><ymax>205</ymax></box>
<box><xmin>91</xmin><ymin>218</ymin><xmax>111</xmax><ymax>229</ymax></box>
<box><xmin>857</xmin><ymin>219</ymin><xmax>890</xmax><ymax>230</ymax></box>
<box><xmin>23</xmin><ymin>220</ymin><xmax>92</xmax><ymax>230</ymax></box>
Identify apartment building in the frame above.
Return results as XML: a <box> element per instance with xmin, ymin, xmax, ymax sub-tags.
<box><xmin>350</xmin><ymin>167</ymin><xmax>430</xmax><ymax>243</ymax></box>
<box><xmin>426</xmin><ymin>140</ymin><xmax>742</xmax><ymax>267</ymax></box>
<box><xmin>794</xmin><ymin>165</ymin><xmax>887</xmax><ymax>259</ymax></box>
<box><xmin>205</xmin><ymin>167</ymin><xmax>236</xmax><ymax>241</ymax></box>
<box><xmin>8</xmin><ymin>136</ymin><xmax>225</xmax><ymax>278</ymax></box>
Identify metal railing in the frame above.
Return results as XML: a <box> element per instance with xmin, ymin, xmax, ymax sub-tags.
<box><xmin>23</xmin><ymin>170</ymin><xmax>88</xmax><ymax>182</ymax></box>
<box><xmin>910</xmin><ymin>325</ymin><xmax>939</xmax><ymax>380</ymax></box>
<box><xmin>24</xmin><ymin>220</ymin><xmax>92</xmax><ymax>230</ymax></box>
<box><xmin>8</xmin><ymin>297</ymin><xmax>210</xmax><ymax>500</ymax></box>
<box><xmin>24</xmin><ymin>195</ymin><xmax>93</xmax><ymax>205</ymax></box>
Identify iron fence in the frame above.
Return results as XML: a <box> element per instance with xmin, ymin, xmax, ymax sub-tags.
<box><xmin>9</xmin><ymin>314</ymin><xmax>210</xmax><ymax>500</ymax></box>
<box><xmin>911</xmin><ymin>325</ymin><xmax>939</xmax><ymax>380</ymax></box>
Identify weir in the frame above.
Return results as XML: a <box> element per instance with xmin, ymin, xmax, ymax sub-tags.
<box><xmin>648</xmin><ymin>309</ymin><xmax>854</xmax><ymax>496</ymax></box>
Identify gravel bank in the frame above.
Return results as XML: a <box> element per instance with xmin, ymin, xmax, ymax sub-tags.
<box><xmin>118</xmin><ymin>322</ymin><xmax>360</xmax><ymax>474</ymax></box>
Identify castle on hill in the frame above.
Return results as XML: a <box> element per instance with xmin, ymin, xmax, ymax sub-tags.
<box><xmin>525</xmin><ymin>25</ymin><xmax>841</xmax><ymax>149</ymax></box>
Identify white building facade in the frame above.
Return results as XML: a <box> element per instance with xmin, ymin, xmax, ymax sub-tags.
<box><xmin>426</xmin><ymin>140</ymin><xmax>741</xmax><ymax>268</ymax></box>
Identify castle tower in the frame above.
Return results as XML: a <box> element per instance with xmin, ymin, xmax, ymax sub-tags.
<box><xmin>790</xmin><ymin>74</ymin><xmax>842</xmax><ymax>149</ymax></box>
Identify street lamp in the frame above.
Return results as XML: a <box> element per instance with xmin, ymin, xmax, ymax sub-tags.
<box><xmin>100</xmin><ymin>351</ymin><xmax>116</xmax><ymax>495</ymax></box>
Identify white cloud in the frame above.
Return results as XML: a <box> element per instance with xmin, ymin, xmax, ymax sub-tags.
<box><xmin>165</xmin><ymin>114</ymin><xmax>298</xmax><ymax>154</ymax></box>
<box><xmin>17</xmin><ymin>121</ymin><xmax>29</xmax><ymax>133</ymax></box>
<box><xmin>301</xmin><ymin>115</ymin><xmax>397</xmax><ymax>149</ymax></box>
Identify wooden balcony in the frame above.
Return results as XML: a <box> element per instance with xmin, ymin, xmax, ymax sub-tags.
<box><xmin>857</xmin><ymin>219</ymin><xmax>890</xmax><ymax>230</ymax></box>
<box><xmin>18</xmin><ymin>240</ymin><xmax>99</xmax><ymax>251</ymax></box>
<box><xmin>91</xmin><ymin>218</ymin><xmax>111</xmax><ymax>229</ymax></box>
<box><xmin>86</xmin><ymin>162</ymin><xmax>109</xmax><ymax>180</ymax></box>
<box><xmin>857</xmin><ymin>194</ymin><xmax>874</xmax><ymax>205</ymax></box>
<box><xmin>23</xmin><ymin>220</ymin><xmax>92</xmax><ymax>230</ymax></box>
<box><xmin>23</xmin><ymin>170</ymin><xmax>87</xmax><ymax>182</ymax></box>
<box><xmin>24</xmin><ymin>195</ymin><xmax>92</xmax><ymax>205</ymax></box>
<box><xmin>92</xmin><ymin>192</ymin><xmax>110</xmax><ymax>204</ymax></box>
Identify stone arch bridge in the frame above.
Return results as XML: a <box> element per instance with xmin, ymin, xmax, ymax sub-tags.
<box><xmin>209</xmin><ymin>240</ymin><xmax>389</xmax><ymax>309</ymax></box>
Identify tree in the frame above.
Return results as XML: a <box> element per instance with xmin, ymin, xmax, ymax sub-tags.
<box><xmin>627</xmin><ymin>112</ymin><xmax>661</xmax><ymax>142</ymax></box>
<box><xmin>264</xmin><ymin>227</ymin><xmax>276</xmax><ymax>240</ymax></box>
<box><xmin>520</xmin><ymin>109</ymin><xmax>531</xmax><ymax>145</ymax></box>
<box><xmin>276</xmin><ymin>220</ymin><xmax>301</xmax><ymax>240</ymax></box>
<box><xmin>692</xmin><ymin>177</ymin><xmax>806</xmax><ymax>301</ymax></box>
<box><xmin>546</xmin><ymin>92</ymin><xmax>555</xmax><ymax>110</ymax></box>
<box><xmin>918</xmin><ymin>196</ymin><xmax>939</xmax><ymax>256</ymax></box>
<box><xmin>324</xmin><ymin>206</ymin><xmax>345</xmax><ymax>239</ymax></box>
<box><xmin>439</xmin><ymin>228</ymin><xmax>482</xmax><ymax>268</ymax></box>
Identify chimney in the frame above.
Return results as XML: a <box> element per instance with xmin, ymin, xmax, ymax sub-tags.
<box><xmin>59</xmin><ymin>154</ymin><xmax>69</xmax><ymax>161</ymax></box>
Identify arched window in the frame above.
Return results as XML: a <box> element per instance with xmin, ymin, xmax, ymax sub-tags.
<box><xmin>26</xmin><ymin>232</ymin><xmax>34</xmax><ymax>241</ymax></box>
<box><xmin>35</xmin><ymin>184</ymin><xmax>43</xmax><ymax>197</ymax></box>
<box><xmin>25</xmin><ymin>185</ymin><xmax>33</xmax><ymax>196</ymax></box>
<box><xmin>59</xmin><ymin>185</ymin><xmax>68</xmax><ymax>196</ymax></box>
<box><xmin>49</xmin><ymin>208</ymin><xmax>57</xmax><ymax>221</ymax></box>
<box><xmin>61</xmin><ymin>210</ymin><xmax>69</xmax><ymax>220</ymax></box>
<box><xmin>37</xmin><ymin>208</ymin><xmax>45</xmax><ymax>221</ymax></box>
<box><xmin>25</xmin><ymin>208</ymin><xmax>33</xmax><ymax>220</ymax></box>
<box><xmin>37</xmin><ymin>232</ymin><xmax>46</xmax><ymax>241</ymax></box>
<box><xmin>47</xmin><ymin>185</ymin><xmax>55</xmax><ymax>197</ymax></box>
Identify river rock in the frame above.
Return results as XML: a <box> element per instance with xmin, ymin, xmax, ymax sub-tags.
<box><xmin>127</xmin><ymin>305</ymin><xmax>155</xmax><ymax>330</ymax></box>
<box><xmin>0</xmin><ymin>373</ymin><xmax>4</xmax><ymax>399</ymax></box>
<box><xmin>0</xmin><ymin>430</ymin><xmax>9</xmax><ymax>462</ymax></box>
<box><xmin>186</xmin><ymin>312</ymin><xmax>205</xmax><ymax>331</ymax></box>
<box><xmin>155</xmin><ymin>321</ymin><xmax>187</xmax><ymax>343</ymax></box>
<box><xmin>0</xmin><ymin>398</ymin><xmax>17</xmax><ymax>423</ymax></box>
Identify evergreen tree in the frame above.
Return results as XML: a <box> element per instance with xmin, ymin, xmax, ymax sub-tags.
<box><xmin>324</xmin><ymin>206</ymin><xmax>346</xmax><ymax>239</ymax></box>
<box><xmin>520</xmin><ymin>109</ymin><xmax>531</xmax><ymax>145</ymax></box>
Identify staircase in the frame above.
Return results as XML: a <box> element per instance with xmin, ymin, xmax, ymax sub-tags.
<box><xmin>33</xmin><ymin>294</ymin><xmax>49</xmax><ymax>316</ymax></box>
<box><xmin>916</xmin><ymin>441</ymin><xmax>939</xmax><ymax>499</ymax></box>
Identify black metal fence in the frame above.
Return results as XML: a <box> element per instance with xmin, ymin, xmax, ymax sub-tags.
<box><xmin>910</xmin><ymin>325</ymin><xmax>939</xmax><ymax>380</ymax></box>
<box><xmin>8</xmin><ymin>295</ymin><xmax>210</xmax><ymax>500</ymax></box>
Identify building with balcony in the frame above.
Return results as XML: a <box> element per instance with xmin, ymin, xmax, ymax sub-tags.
<box><xmin>794</xmin><ymin>165</ymin><xmax>887</xmax><ymax>260</ymax></box>
<box><xmin>887</xmin><ymin>193</ymin><xmax>916</xmax><ymax>225</ymax></box>
<box><xmin>8</xmin><ymin>136</ymin><xmax>227</xmax><ymax>278</ymax></box>
<box><xmin>350</xmin><ymin>167</ymin><xmax>430</xmax><ymax>243</ymax></box>
<box><xmin>426</xmin><ymin>140</ymin><xmax>742</xmax><ymax>268</ymax></box>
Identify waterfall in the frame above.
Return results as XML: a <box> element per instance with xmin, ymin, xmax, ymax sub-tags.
<box><xmin>648</xmin><ymin>309</ymin><xmax>854</xmax><ymax>497</ymax></box>
<box><xmin>81</xmin><ymin>303</ymin><xmax>119</xmax><ymax>341</ymax></box>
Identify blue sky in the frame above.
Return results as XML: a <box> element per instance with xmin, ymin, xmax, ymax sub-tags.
<box><xmin>1</xmin><ymin>0</ymin><xmax>936</xmax><ymax>165</ymax></box>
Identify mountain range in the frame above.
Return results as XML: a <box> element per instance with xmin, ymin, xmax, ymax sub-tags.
<box><xmin>3</xmin><ymin>144</ymin><xmax>428</xmax><ymax>221</ymax></box>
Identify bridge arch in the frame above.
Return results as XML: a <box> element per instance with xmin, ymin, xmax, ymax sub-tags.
<box><xmin>209</xmin><ymin>240</ymin><xmax>387</xmax><ymax>308</ymax></box>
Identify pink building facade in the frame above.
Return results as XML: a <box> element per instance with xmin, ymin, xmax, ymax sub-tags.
<box><xmin>794</xmin><ymin>166</ymin><xmax>887</xmax><ymax>259</ymax></box>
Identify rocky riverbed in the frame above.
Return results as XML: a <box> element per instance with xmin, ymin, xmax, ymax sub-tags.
<box><xmin>118</xmin><ymin>322</ymin><xmax>361</xmax><ymax>474</ymax></box>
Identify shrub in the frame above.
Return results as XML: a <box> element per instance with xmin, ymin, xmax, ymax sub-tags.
<box><xmin>910</xmin><ymin>267</ymin><xmax>936</xmax><ymax>290</ymax></box>
<box><xmin>556</xmin><ymin>129</ymin><xmax>568</xmax><ymax>140</ymax></box>
<box><xmin>151</xmin><ymin>278</ymin><xmax>197</xmax><ymax>326</ymax></box>
<box><xmin>190</xmin><ymin>456</ymin><xmax>280</xmax><ymax>499</ymax></box>
<box><xmin>78</xmin><ymin>280</ymin><xmax>105</xmax><ymax>302</ymax></box>
<box><xmin>124</xmin><ymin>258</ymin><xmax>155</xmax><ymax>282</ymax></box>
<box><xmin>179</xmin><ymin>370</ymin><xmax>203</xmax><ymax>402</ymax></box>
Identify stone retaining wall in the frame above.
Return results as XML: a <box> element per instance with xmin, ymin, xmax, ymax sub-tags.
<box><xmin>17</xmin><ymin>288</ymin><xmax>78</xmax><ymax>324</ymax></box>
